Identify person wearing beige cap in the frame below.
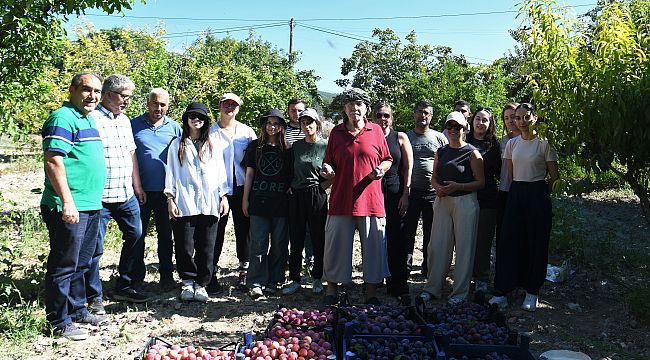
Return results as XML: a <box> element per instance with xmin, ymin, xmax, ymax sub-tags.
<box><xmin>282</xmin><ymin>108</ymin><xmax>329</xmax><ymax>296</ymax></box>
<box><xmin>420</xmin><ymin>111</ymin><xmax>485</xmax><ymax>305</ymax></box>
<box><xmin>209</xmin><ymin>92</ymin><xmax>257</xmax><ymax>293</ymax></box>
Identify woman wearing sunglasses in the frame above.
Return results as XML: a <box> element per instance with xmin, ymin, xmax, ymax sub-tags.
<box><xmin>466</xmin><ymin>107</ymin><xmax>502</xmax><ymax>296</ymax></box>
<box><xmin>421</xmin><ymin>112</ymin><xmax>484</xmax><ymax>305</ymax></box>
<box><xmin>164</xmin><ymin>102</ymin><xmax>230</xmax><ymax>302</ymax></box>
<box><xmin>490</xmin><ymin>103</ymin><xmax>559</xmax><ymax>312</ymax></box>
<box><xmin>371</xmin><ymin>102</ymin><xmax>413</xmax><ymax>304</ymax></box>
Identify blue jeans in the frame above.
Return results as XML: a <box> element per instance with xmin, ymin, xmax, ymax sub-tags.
<box><xmin>42</xmin><ymin>205</ymin><xmax>99</xmax><ymax>329</ymax></box>
<box><xmin>139</xmin><ymin>191</ymin><xmax>174</xmax><ymax>275</ymax></box>
<box><xmin>246</xmin><ymin>216</ymin><xmax>289</xmax><ymax>287</ymax></box>
<box><xmin>86</xmin><ymin>196</ymin><xmax>143</xmax><ymax>298</ymax></box>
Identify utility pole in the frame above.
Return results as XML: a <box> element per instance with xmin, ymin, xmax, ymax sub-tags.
<box><xmin>289</xmin><ymin>18</ymin><xmax>295</xmax><ymax>63</ymax></box>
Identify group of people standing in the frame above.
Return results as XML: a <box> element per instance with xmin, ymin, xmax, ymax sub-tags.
<box><xmin>40</xmin><ymin>71</ymin><xmax>559</xmax><ymax>341</ymax></box>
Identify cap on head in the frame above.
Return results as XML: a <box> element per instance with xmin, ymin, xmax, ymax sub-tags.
<box><xmin>220</xmin><ymin>92</ymin><xmax>243</xmax><ymax>106</ymax></box>
<box><xmin>445</xmin><ymin>111</ymin><xmax>469</xmax><ymax>129</ymax></box>
<box><xmin>259</xmin><ymin>108</ymin><xmax>287</xmax><ymax>126</ymax></box>
<box><xmin>342</xmin><ymin>88</ymin><xmax>371</xmax><ymax>106</ymax></box>
<box><xmin>298</xmin><ymin>108</ymin><xmax>320</xmax><ymax>122</ymax></box>
<box><xmin>182</xmin><ymin>102</ymin><xmax>212</xmax><ymax>122</ymax></box>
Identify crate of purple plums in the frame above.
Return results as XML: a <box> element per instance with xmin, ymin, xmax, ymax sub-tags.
<box><xmin>342</xmin><ymin>323</ymin><xmax>441</xmax><ymax>359</ymax></box>
<box><xmin>435</xmin><ymin>333</ymin><xmax>536</xmax><ymax>360</ymax></box>
<box><xmin>334</xmin><ymin>304</ymin><xmax>427</xmax><ymax>335</ymax></box>
<box><xmin>416</xmin><ymin>299</ymin><xmax>513</xmax><ymax>347</ymax></box>
<box><xmin>136</xmin><ymin>336</ymin><xmax>240</xmax><ymax>360</ymax></box>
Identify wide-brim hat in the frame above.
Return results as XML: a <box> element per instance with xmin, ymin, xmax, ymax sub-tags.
<box><xmin>182</xmin><ymin>102</ymin><xmax>212</xmax><ymax>123</ymax></box>
<box><xmin>258</xmin><ymin>108</ymin><xmax>286</xmax><ymax>126</ymax></box>
<box><xmin>445</xmin><ymin>111</ymin><xmax>469</xmax><ymax>130</ymax></box>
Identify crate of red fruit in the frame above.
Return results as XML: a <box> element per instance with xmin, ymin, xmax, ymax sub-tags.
<box><xmin>137</xmin><ymin>336</ymin><xmax>239</xmax><ymax>360</ymax></box>
<box><xmin>436</xmin><ymin>333</ymin><xmax>535</xmax><ymax>360</ymax></box>
<box><xmin>419</xmin><ymin>300</ymin><xmax>511</xmax><ymax>346</ymax></box>
<box><xmin>274</xmin><ymin>307</ymin><xmax>335</xmax><ymax>329</ymax></box>
<box><xmin>239</xmin><ymin>336</ymin><xmax>336</xmax><ymax>360</ymax></box>
<box><xmin>342</xmin><ymin>325</ymin><xmax>440</xmax><ymax>360</ymax></box>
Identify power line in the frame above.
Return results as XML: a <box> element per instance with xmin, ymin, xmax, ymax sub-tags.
<box><xmin>297</xmin><ymin>23</ymin><xmax>378</xmax><ymax>44</ymax></box>
<box><xmin>163</xmin><ymin>23</ymin><xmax>286</xmax><ymax>39</ymax></box>
<box><xmin>163</xmin><ymin>22</ymin><xmax>286</xmax><ymax>38</ymax></box>
<box><xmin>82</xmin><ymin>13</ymin><xmax>284</xmax><ymax>22</ymax></box>
<box><xmin>82</xmin><ymin>4</ymin><xmax>597</xmax><ymax>23</ymax></box>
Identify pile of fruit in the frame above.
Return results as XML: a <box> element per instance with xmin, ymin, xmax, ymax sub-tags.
<box><xmin>240</xmin><ymin>308</ymin><xmax>336</xmax><ymax>360</ymax></box>
<box><xmin>274</xmin><ymin>307</ymin><xmax>335</xmax><ymax>328</ymax></box>
<box><xmin>241</xmin><ymin>336</ymin><xmax>334</xmax><ymax>360</ymax></box>
<box><xmin>145</xmin><ymin>344</ymin><xmax>237</xmax><ymax>360</ymax></box>
<box><xmin>338</xmin><ymin>305</ymin><xmax>424</xmax><ymax>335</ymax></box>
<box><xmin>345</xmin><ymin>337</ymin><xmax>437</xmax><ymax>359</ymax></box>
<box><xmin>426</xmin><ymin>301</ymin><xmax>509</xmax><ymax>345</ymax></box>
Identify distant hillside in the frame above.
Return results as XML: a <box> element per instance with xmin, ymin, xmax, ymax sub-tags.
<box><xmin>318</xmin><ymin>91</ymin><xmax>337</xmax><ymax>106</ymax></box>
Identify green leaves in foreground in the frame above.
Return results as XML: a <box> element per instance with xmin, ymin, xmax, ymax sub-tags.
<box><xmin>519</xmin><ymin>0</ymin><xmax>650</xmax><ymax>223</ymax></box>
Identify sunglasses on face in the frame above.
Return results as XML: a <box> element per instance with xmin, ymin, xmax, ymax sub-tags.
<box><xmin>188</xmin><ymin>113</ymin><xmax>204</xmax><ymax>121</ymax></box>
<box><xmin>375</xmin><ymin>112</ymin><xmax>391</xmax><ymax>119</ymax></box>
<box><xmin>445</xmin><ymin>123</ymin><xmax>464</xmax><ymax>131</ymax></box>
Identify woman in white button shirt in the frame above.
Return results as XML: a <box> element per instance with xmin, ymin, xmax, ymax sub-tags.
<box><xmin>165</xmin><ymin>102</ymin><xmax>230</xmax><ymax>303</ymax></box>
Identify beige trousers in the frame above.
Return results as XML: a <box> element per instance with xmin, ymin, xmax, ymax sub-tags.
<box><xmin>424</xmin><ymin>192</ymin><xmax>479</xmax><ymax>300</ymax></box>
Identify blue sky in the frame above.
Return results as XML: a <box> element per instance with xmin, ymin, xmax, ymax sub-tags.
<box><xmin>66</xmin><ymin>0</ymin><xmax>594</xmax><ymax>93</ymax></box>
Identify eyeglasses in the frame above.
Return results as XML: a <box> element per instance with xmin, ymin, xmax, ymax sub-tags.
<box><xmin>375</xmin><ymin>113</ymin><xmax>391</xmax><ymax>119</ymax></box>
<box><xmin>110</xmin><ymin>90</ymin><xmax>132</xmax><ymax>102</ymax></box>
<box><xmin>476</xmin><ymin>106</ymin><xmax>492</xmax><ymax>114</ymax></box>
<box><xmin>445</xmin><ymin>123</ymin><xmax>464</xmax><ymax>131</ymax></box>
<box><xmin>187</xmin><ymin>113</ymin><xmax>204</xmax><ymax>121</ymax></box>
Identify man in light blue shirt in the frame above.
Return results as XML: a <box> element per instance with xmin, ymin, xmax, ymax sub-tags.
<box><xmin>131</xmin><ymin>88</ymin><xmax>182</xmax><ymax>292</ymax></box>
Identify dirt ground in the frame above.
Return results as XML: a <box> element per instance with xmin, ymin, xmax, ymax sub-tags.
<box><xmin>1</xmin><ymin>165</ymin><xmax>649</xmax><ymax>360</ymax></box>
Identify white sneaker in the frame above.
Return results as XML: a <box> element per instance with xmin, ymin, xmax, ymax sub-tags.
<box><xmin>180</xmin><ymin>280</ymin><xmax>195</xmax><ymax>301</ymax></box>
<box><xmin>282</xmin><ymin>281</ymin><xmax>301</xmax><ymax>295</ymax></box>
<box><xmin>250</xmin><ymin>286</ymin><xmax>264</xmax><ymax>299</ymax></box>
<box><xmin>312</xmin><ymin>279</ymin><xmax>324</xmax><ymax>294</ymax></box>
<box><xmin>521</xmin><ymin>293</ymin><xmax>538</xmax><ymax>312</ymax></box>
<box><xmin>488</xmin><ymin>295</ymin><xmax>508</xmax><ymax>310</ymax></box>
<box><xmin>194</xmin><ymin>285</ymin><xmax>209</xmax><ymax>303</ymax></box>
<box><xmin>419</xmin><ymin>291</ymin><xmax>432</xmax><ymax>302</ymax></box>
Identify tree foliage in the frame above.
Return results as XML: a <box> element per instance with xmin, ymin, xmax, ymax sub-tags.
<box><xmin>335</xmin><ymin>28</ymin><xmax>509</xmax><ymax>132</ymax></box>
<box><xmin>519</xmin><ymin>0</ymin><xmax>650</xmax><ymax>221</ymax></box>
<box><xmin>0</xmin><ymin>0</ymin><xmax>142</xmax><ymax>139</ymax></box>
<box><xmin>5</xmin><ymin>23</ymin><xmax>320</xmax><ymax>135</ymax></box>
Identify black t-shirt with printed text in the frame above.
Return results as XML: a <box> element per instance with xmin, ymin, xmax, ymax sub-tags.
<box><xmin>244</xmin><ymin>139</ymin><xmax>290</xmax><ymax>217</ymax></box>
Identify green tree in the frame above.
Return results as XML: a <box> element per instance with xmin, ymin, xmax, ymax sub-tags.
<box><xmin>174</xmin><ymin>32</ymin><xmax>319</xmax><ymax>128</ymax></box>
<box><xmin>519</xmin><ymin>0</ymin><xmax>650</xmax><ymax>221</ymax></box>
<box><xmin>0</xmin><ymin>0</ymin><xmax>143</xmax><ymax>140</ymax></box>
<box><xmin>335</xmin><ymin>28</ymin><xmax>508</xmax><ymax>131</ymax></box>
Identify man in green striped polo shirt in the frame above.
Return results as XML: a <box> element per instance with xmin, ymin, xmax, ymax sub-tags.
<box><xmin>41</xmin><ymin>72</ymin><xmax>107</xmax><ymax>341</ymax></box>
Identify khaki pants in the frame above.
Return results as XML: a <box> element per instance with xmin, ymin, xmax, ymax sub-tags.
<box><xmin>424</xmin><ymin>193</ymin><xmax>479</xmax><ymax>300</ymax></box>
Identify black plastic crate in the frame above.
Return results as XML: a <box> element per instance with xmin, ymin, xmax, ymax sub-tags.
<box><xmin>136</xmin><ymin>336</ymin><xmax>239</xmax><ymax>360</ymax></box>
<box><xmin>436</xmin><ymin>333</ymin><xmax>536</xmax><ymax>360</ymax></box>
<box><xmin>342</xmin><ymin>324</ymin><xmax>440</xmax><ymax>360</ymax></box>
